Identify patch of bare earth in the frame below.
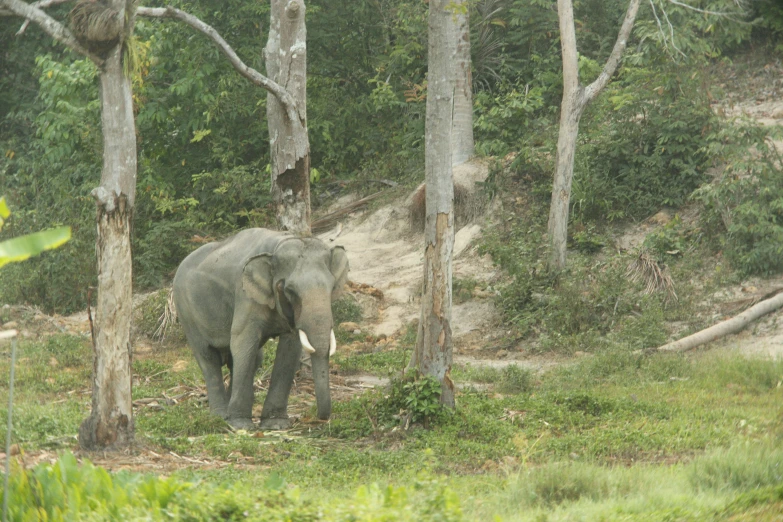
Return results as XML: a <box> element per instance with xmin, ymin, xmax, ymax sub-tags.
<box><xmin>318</xmin><ymin>160</ymin><xmax>505</xmax><ymax>356</ymax></box>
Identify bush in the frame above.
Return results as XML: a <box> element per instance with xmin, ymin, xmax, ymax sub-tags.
<box><xmin>572</xmin><ymin>65</ymin><xmax>716</xmax><ymax>223</ymax></box>
<box><xmin>693</xmin><ymin>120</ymin><xmax>783</xmax><ymax>276</ymax></box>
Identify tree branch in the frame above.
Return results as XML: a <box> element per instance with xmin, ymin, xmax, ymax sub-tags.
<box><xmin>584</xmin><ymin>0</ymin><xmax>641</xmax><ymax>102</ymax></box>
<box><xmin>136</xmin><ymin>5</ymin><xmax>300</xmax><ymax>123</ymax></box>
<box><xmin>0</xmin><ymin>0</ymin><xmax>104</xmax><ymax>66</ymax></box>
<box><xmin>557</xmin><ymin>0</ymin><xmax>580</xmax><ymax>98</ymax></box>
<box><xmin>9</xmin><ymin>0</ymin><xmax>71</xmax><ymax>35</ymax></box>
<box><xmin>666</xmin><ymin>0</ymin><xmax>738</xmax><ymax>18</ymax></box>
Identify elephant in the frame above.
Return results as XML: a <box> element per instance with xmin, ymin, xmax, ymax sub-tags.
<box><xmin>172</xmin><ymin>228</ymin><xmax>349</xmax><ymax>431</ymax></box>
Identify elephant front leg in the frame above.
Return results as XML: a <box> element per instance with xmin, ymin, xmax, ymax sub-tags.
<box><xmin>259</xmin><ymin>333</ymin><xmax>302</xmax><ymax>430</ymax></box>
<box><xmin>225</xmin><ymin>330</ymin><xmax>262</xmax><ymax>431</ymax></box>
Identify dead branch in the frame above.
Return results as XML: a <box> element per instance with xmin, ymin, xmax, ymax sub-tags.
<box><xmin>654</xmin><ymin>290</ymin><xmax>783</xmax><ymax>353</ymax></box>
<box><xmin>153</xmin><ymin>288</ymin><xmax>177</xmax><ymax>341</ymax></box>
<box><xmin>136</xmin><ymin>6</ymin><xmax>300</xmax><ymax>124</ymax></box>
<box><xmin>311</xmin><ymin>191</ymin><xmax>385</xmax><ymax>234</ymax></box>
<box><xmin>626</xmin><ymin>252</ymin><xmax>677</xmax><ymax>303</ymax></box>
<box><xmin>0</xmin><ymin>0</ymin><xmax>104</xmax><ymax>66</ymax></box>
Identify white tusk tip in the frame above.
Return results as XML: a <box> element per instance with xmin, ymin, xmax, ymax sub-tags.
<box><xmin>329</xmin><ymin>329</ymin><xmax>337</xmax><ymax>356</ymax></box>
<box><xmin>299</xmin><ymin>329</ymin><xmax>316</xmax><ymax>354</ymax></box>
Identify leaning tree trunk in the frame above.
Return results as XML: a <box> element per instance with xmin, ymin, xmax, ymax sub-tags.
<box><xmin>265</xmin><ymin>0</ymin><xmax>311</xmax><ymax>236</ymax></box>
<box><xmin>546</xmin><ymin>0</ymin><xmax>641</xmax><ymax>272</ymax></box>
<box><xmin>451</xmin><ymin>0</ymin><xmax>473</xmax><ymax>167</ymax></box>
<box><xmin>412</xmin><ymin>0</ymin><xmax>457</xmax><ymax>408</ymax></box>
<box><xmin>78</xmin><ymin>1</ymin><xmax>137</xmax><ymax>450</ymax></box>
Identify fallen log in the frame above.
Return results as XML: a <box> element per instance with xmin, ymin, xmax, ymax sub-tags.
<box><xmin>311</xmin><ymin>190</ymin><xmax>385</xmax><ymax>233</ymax></box>
<box><xmin>654</xmin><ymin>290</ymin><xmax>783</xmax><ymax>353</ymax></box>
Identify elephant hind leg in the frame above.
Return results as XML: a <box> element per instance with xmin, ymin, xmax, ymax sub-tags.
<box><xmin>185</xmin><ymin>330</ymin><xmax>229</xmax><ymax>418</ymax></box>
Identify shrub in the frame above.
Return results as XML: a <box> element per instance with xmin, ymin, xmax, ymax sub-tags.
<box><xmin>693</xmin><ymin>120</ymin><xmax>783</xmax><ymax>276</ymax></box>
<box><xmin>572</xmin><ymin>65</ymin><xmax>716</xmax><ymax>223</ymax></box>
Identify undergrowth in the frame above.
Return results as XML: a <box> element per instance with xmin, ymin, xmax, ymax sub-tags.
<box><xmin>1</xmin><ymin>334</ymin><xmax>783</xmax><ymax>519</ymax></box>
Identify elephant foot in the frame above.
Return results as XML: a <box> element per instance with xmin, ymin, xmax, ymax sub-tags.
<box><xmin>226</xmin><ymin>417</ymin><xmax>256</xmax><ymax>431</ymax></box>
<box><xmin>260</xmin><ymin>417</ymin><xmax>292</xmax><ymax>430</ymax></box>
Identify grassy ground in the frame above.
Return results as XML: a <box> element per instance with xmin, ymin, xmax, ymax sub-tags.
<box><xmin>1</xmin><ymin>329</ymin><xmax>782</xmax><ymax>520</ymax></box>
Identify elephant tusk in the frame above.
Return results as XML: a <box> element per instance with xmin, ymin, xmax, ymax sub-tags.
<box><xmin>329</xmin><ymin>329</ymin><xmax>336</xmax><ymax>356</ymax></box>
<box><xmin>299</xmin><ymin>330</ymin><xmax>316</xmax><ymax>354</ymax></box>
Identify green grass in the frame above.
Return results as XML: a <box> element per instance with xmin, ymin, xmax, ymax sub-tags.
<box><xmin>2</xmin><ymin>333</ymin><xmax>783</xmax><ymax>519</ymax></box>
<box><xmin>332</xmin><ymin>348</ymin><xmax>410</xmax><ymax>375</ymax></box>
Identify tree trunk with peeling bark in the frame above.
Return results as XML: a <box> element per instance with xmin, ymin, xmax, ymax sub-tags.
<box><xmin>78</xmin><ymin>0</ymin><xmax>137</xmax><ymax>450</ymax></box>
<box><xmin>547</xmin><ymin>0</ymin><xmax>641</xmax><ymax>271</ymax></box>
<box><xmin>412</xmin><ymin>0</ymin><xmax>456</xmax><ymax>408</ymax></box>
<box><xmin>451</xmin><ymin>0</ymin><xmax>473</xmax><ymax>167</ymax></box>
<box><xmin>265</xmin><ymin>0</ymin><xmax>311</xmax><ymax>236</ymax></box>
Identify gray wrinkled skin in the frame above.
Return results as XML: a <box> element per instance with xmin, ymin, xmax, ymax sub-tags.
<box><xmin>173</xmin><ymin>228</ymin><xmax>348</xmax><ymax>430</ymax></box>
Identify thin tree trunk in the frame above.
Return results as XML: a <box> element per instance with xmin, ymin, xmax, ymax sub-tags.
<box><xmin>412</xmin><ymin>0</ymin><xmax>456</xmax><ymax>408</ymax></box>
<box><xmin>78</xmin><ymin>2</ymin><xmax>136</xmax><ymax>450</ymax></box>
<box><xmin>451</xmin><ymin>0</ymin><xmax>473</xmax><ymax>166</ymax></box>
<box><xmin>547</xmin><ymin>0</ymin><xmax>641</xmax><ymax>272</ymax></box>
<box><xmin>265</xmin><ymin>0</ymin><xmax>311</xmax><ymax>236</ymax></box>
<box><xmin>654</xmin><ymin>292</ymin><xmax>783</xmax><ymax>353</ymax></box>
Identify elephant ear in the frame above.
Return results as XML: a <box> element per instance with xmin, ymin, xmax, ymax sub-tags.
<box><xmin>330</xmin><ymin>246</ymin><xmax>349</xmax><ymax>301</ymax></box>
<box><xmin>242</xmin><ymin>254</ymin><xmax>275</xmax><ymax>309</ymax></box>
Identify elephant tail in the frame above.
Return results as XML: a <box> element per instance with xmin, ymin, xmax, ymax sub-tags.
<box><xmin>153</xmin><ymin>288</ymin><xmax>178</xmax><ymax>341</ymax></box>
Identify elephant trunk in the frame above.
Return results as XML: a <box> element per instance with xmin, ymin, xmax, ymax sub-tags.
<box><xmin>311</xmin><ymin>353</ymin><xmax>331</xmax><ymax>420</ymax></box>
<box><xmin>297</xmin><ymin>302</ymin><xmax>333</xmax><ymax>420</ymax></box>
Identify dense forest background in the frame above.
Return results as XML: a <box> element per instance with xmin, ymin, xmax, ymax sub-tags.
<box><xmin>1</xmin><ymin>0</ymin><xmax>782</xmax><ymax>314</ymax></box>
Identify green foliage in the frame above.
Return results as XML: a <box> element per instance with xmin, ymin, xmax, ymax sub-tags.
<box><xmin>481</xmin><ymin>213</ymin><xmax>671</xmax><ymax>353</ymax></box>
<box><xmin>453</xmin><ymin>277</ymin><xmax>479</xmax><ymax>304</ymax></box>
<box><xmin>333</xmin><ymin>348</ymin><xmax>409</xmax><ymax>375</ymax></box>
<box><xmin>643</xmin><ymin>214</ymin><xmax>695</xmax><ymax>259</ymax></box>
<box><xmin>457</xmin><ymin>363</ymin><xmax>533</xmax><ymax>394</ymax></box>
<box><xmin>351</xmin><ymin>375</ymin><xmax>447</xmax><ymax>432</ymax></box>
<box><xmin>0</xmin><ymin>55</ymin><xmax>98</xmax><ymax>313</ymax></box>
<box><xmin>693</xmin><ymin>120</ymin><xmax>783</xmax><ymax>276</ymax></box>
<box><xmin>752</xmin><ymin>0</ymin><xmax>783</xmax><ymax>49</ymax></box>
<box><xmin>2</xmin><ymin>452</ymin><xmax>466</xmax><ymax>521</ymax></box>
<box><xmin>399</xmin><ymin>376</ymin><xmax>445</xmax><ymax>424</ymax></box>
<box><xmin>0</xmin><ymin>197</ymin><xmax>70</xmax><ymax>269</ymax></box>
<box><xmin>332</xmin><ymin>296</ymin><xmax>363</xmax><ymax>326</ymax></box>
<box><xmin>572</xmin><ymin>65</ymin><xmax>717</xmax><ymax>223</ymax></box>
<box><xmin>569</xmin><ymin>224</ymin><xmax>606</xmax><ymax>254</ymax></box>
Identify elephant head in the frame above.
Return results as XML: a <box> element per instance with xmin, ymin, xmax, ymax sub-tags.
<box><xmin>242</xmin><ymin>238</ymin><xmax>349</xmax><ymax>420</ymax></box>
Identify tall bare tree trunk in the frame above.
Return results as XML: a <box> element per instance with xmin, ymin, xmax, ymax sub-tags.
<box><xmin>412</xmin><ymin>0</ymin><xmax>456</xmax><ymax>408</ymax></box>
<box><xmin>547</xmin><ymin>0</ymin><xmax>641</xmax><ymax>272</ymax></box>
<box><xmin>451</xmin><ymin>0</ymin><xmax>473</xmax><ymax>166</ymax></box>
<box><xmin>547</xmin><ymin>0</ymin><xmax>584</xmax><ymax>272</ymax></box>
<box><xmin>78</xmin><ymin>0</ymin><xmax>137</xmax><ymax>450</ymax></box>
<box><xmin>265</xmin><ymin>0</ymin><xmax>311</xmax><ymax>236</ymax></box>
